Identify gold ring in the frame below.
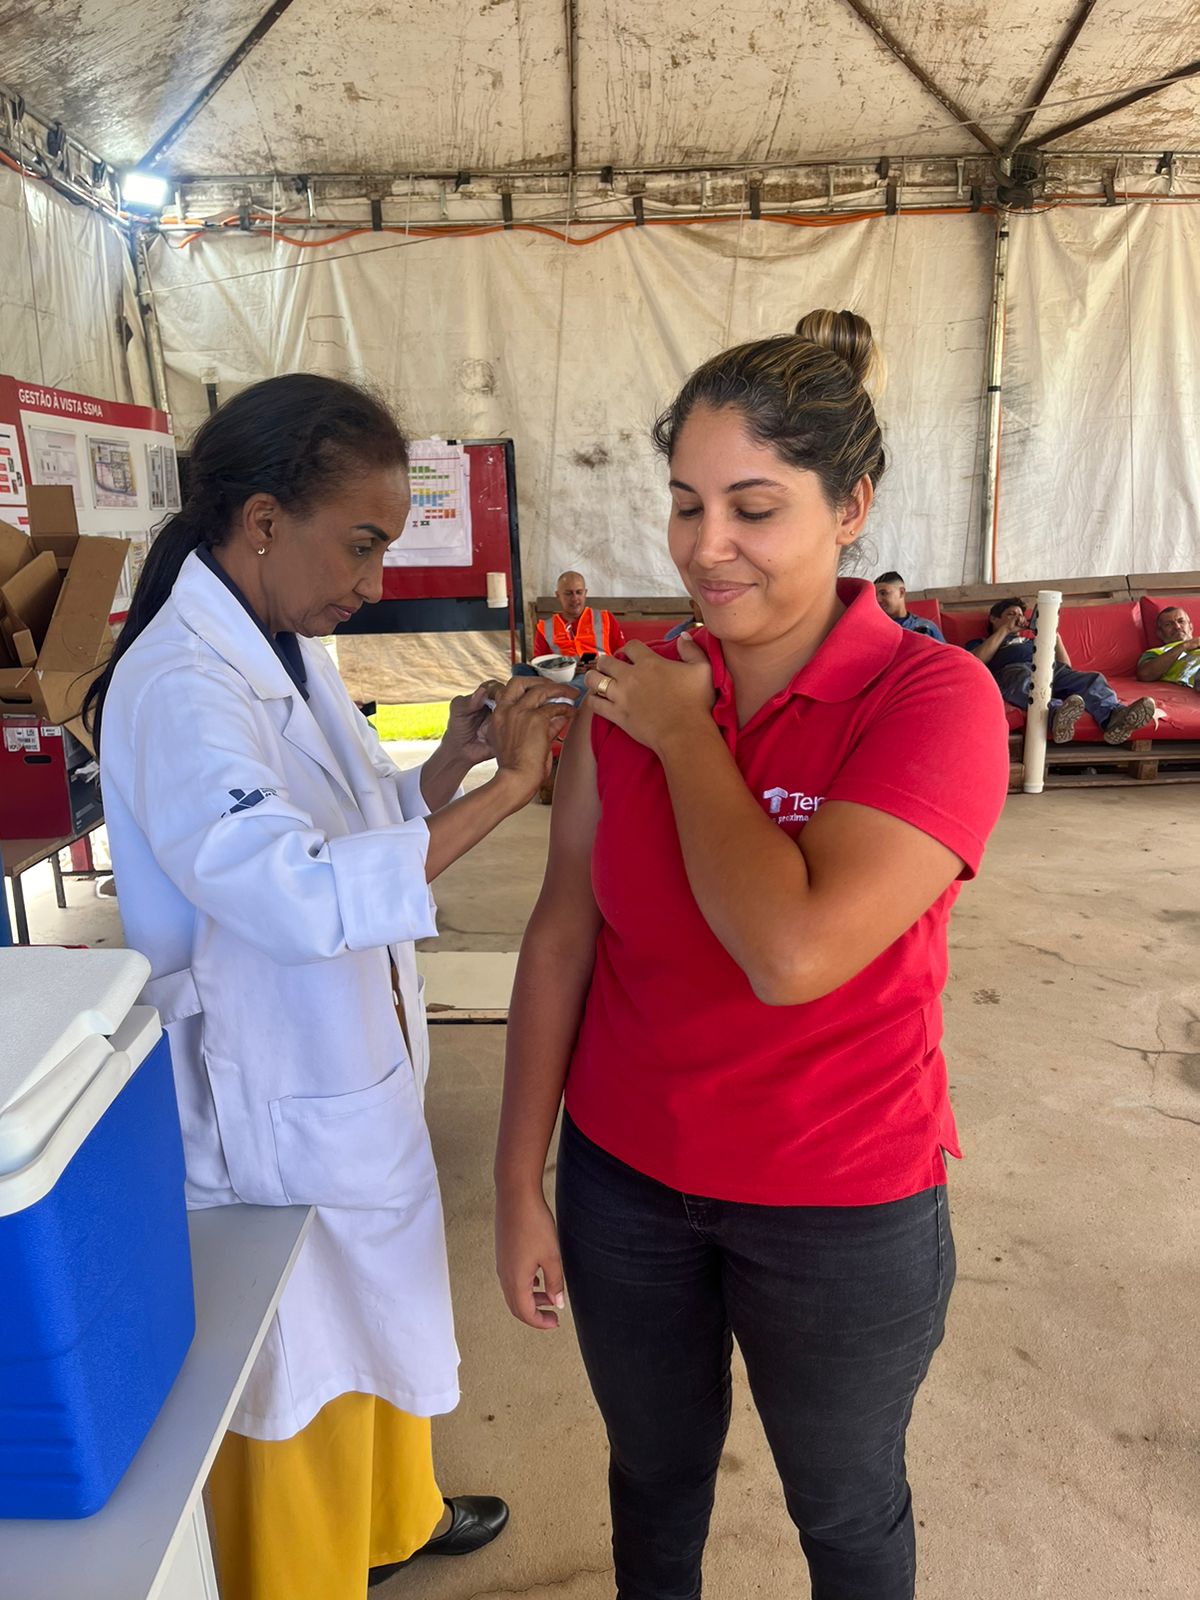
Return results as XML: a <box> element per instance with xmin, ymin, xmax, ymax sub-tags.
<box><xmin>595</xmin><ymin>675</ymin><xmax>613</xmax><ymax>698</ymax></box>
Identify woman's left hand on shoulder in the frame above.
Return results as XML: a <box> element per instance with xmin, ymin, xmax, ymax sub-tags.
<box><xmin>585</xmin><ymin>636</ymin><xmax>715</xmax><ymax>753</ymax></box>
<box><xmin>442</xmin><ymin>679</ymin><xmax>505</xmax><ymax>764</ymax></box>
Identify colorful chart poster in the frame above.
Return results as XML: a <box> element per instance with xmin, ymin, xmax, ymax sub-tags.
<box><xmin>28</xmin><ymin>426</ymin><xmax>84</xmax><ymax>509</ymax></box>
<box><xmin>145</xmin><ymin>440</ymin><xmax>181</xmax><ymax>511</ymax></box>
<box><xmin>89</xmin><ymin>435</ymin><xmax>138</xmax><ymax>508</ymax></box>
<box><xmin>0</xmin><ymin>421</ymin><xmax>26</xmax><ymax>508</ymax></box>
<box><xmin>384</xmin><ymin>440</ymin><xmax>473</xmax><ymax>568</ymax></box>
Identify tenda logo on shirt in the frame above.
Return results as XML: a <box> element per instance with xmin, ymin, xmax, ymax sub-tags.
<box><xmin>762</xmin><ymin>786</ymin><xmax>825</xmax><ymax>823</ymax></box>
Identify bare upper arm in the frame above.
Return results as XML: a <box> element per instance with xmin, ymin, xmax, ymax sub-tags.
<box><xmin>536</xmin><ymin>701</ymin><xmax>603</xmax><ymax>940</ymax></box>
<box><xmin>791</xmin><ymin>800</ymin><xmax>966</xmax><ymax>1000</ymax></box>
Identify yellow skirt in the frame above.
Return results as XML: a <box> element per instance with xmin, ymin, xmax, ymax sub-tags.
<box><xmin>207</xmin><ymin>1393</ymin><xmax>445</xmax><ymax>1600</ymax></box>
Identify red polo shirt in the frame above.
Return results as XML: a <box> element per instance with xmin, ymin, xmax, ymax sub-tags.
<box><xmin>564</xmin><ymin>579</ymin><xmax>1010</xmax><ymax>1206</ymax></box>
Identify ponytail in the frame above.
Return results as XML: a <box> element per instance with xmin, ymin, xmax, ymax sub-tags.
<box><xmin>83</xmin><ymin>373</ymin><xmax>408</xmax><ymax>752</ymax></box>
<box><xmin>82</xmin><ymin>509</ymin><xmax>206</xmax><ymax>752</ymax></box>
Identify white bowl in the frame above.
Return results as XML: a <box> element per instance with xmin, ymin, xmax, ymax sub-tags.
<box><xmin>531</xmin><ymin>655</ymin><xmax>578</xmax><ymax>684</ymax></box>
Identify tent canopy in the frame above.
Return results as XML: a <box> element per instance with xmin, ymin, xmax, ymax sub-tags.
<box><xmin>1</xmin><ymin>0</ymin><xmax>1197</xmax><ymax>179</ymax></box>
<box><xmin>0</xmin><ymin>3</ymin><xmax>1196</xmax><ymax>596</ymax></box>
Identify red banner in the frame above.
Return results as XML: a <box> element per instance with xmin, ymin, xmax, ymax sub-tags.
<box><xmin>0</xmin><ymin>376</ymin><xmax>170</xmax><ymax>434</ymax></box>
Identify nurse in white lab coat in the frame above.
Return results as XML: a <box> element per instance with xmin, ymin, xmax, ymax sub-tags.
<box><xmin>87</xmin><ymin>375</ymin><xmax>571</xmax><ymax>1600</ymax></box>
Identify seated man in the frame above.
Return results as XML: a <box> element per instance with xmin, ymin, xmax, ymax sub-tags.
<box><xmin>664</xmin><ymin>598</ymin><xmax>703</xmax><ymax>642</ymax></box>
<box><xmin>969</xmin><ymin>598</ymin><xmax>1155</xmax><ymax>745</ymax></box>
<box><xmin>874</xmin><ymin>571</ymin><xmax>946</xmax><ymax>641</ymax></box>
<box><xmin>533</xmin><ymin>571</ymin><xmax>624</xmax><ymax>663</ymax></box>
<box><xmin>1136</xmin><ymin>606</ymin><xmax>1200</xmax><ymax>690</ymax></box>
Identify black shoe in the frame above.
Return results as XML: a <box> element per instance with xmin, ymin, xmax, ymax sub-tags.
<box><xmin>368</xmin><ymin>1497</ymin><xmax>510</xmax><ymax>1587</ymax></box>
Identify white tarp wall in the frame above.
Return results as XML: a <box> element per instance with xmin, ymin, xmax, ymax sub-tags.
<box><xmin>0</xmin><ymin>165</ymin><xmax>150</xmax><ymax>407</ymax></box>
<box><xmin>32</xmin><ymin>196</ymin><xmax>1195</xmax><ymax>596</ymax></box>
<box><xmin>147</xmin><ymin>212</ymin><xmax>995</xmax><ymax>595</ymax></box>
<box><xmin>1001</xmin><ymin>203</ymin><xmax>1200</xmax><ymax>581</ymax></box>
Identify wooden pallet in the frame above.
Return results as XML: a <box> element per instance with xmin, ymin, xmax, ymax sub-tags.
<box><xmin>1009</xmin><ymin>736</ymin><xmax>1200</xmax><ymax>791</ymax></box>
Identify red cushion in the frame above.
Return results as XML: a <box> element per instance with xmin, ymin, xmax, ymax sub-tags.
<box><xmin>1139</xmin><ymin>595</ymin><xmax>1197</xmax><ymax>650</ymax></box>
<box><xmin>1056</xmin><ymin>602</ymin><xmax>1143</xmax><ymax>676</ymax></box>
<box><xmin>938</xmin><ymin>610</ymin><xmax>989</xmax><ymax>649</ymax></box>
<box><xmin>620</xmin><ymin>617</ymin><xmax>686</xmax><ymax>645</ymax></box>
<box><xmin>1107</xmin><ymin>677</ymin><xmax>1200</xmax><ymax>741</ymax></box>
<box><xmin>1005</xmin><ymin>679</ymin><xmax>1199</xmax><ymax>743</ymax></box>
<box><xmin>905</xmin><ymin>598</ymin><xmax>942</xmax><ymax>626</ymax></box>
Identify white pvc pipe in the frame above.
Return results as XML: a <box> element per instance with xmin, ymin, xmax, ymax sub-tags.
<box><xmin>1021</xmin><ymin>589</ymin><xmax>1062</xmax><ymax>795</ymax></box>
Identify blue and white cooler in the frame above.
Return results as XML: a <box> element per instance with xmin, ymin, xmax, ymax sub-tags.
<box><xmin>0</xmin><ymin>947</ymin><xmax>195</xmax><ymax>1519</ymax></box>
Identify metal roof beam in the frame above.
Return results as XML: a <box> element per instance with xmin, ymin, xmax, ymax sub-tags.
<box><xmin>1022</xmin><ymin>58</ymin><xmax>1200</xmax><ymax>149</ymax></box>
<box><xmin>836</xmin><ymin>0</ymin><xmax>1001</xmax><ymax>157</ymax></box>
<box><xmin>565</xmin><ymin>0</ymin><xmax>578</xmax><ymax>172</ymax></box>
<box><xmin>139</xmin><ymin>0</ymin><xmax>302</xmax><ymax>171</ymax></box>
<box><xmin>1004</xmin><ymin>0</ymin><xmax>1099</xmax><ymax>156</ymax></box>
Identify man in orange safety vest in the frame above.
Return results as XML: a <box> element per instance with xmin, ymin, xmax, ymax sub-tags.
<box><xmin>533</xmin><ymin>571</ymin><xmax>625</xmax><ymax>661</ymax></box>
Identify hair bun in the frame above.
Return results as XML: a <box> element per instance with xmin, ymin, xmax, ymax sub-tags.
<box><xmin>794</xmin><ymin>308</ymin><xmax>883</xmax><ymax>393</ymax></box>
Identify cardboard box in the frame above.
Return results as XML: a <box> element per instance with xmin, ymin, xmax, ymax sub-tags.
<box><xmin>27</xmin><ymin>485</ymin><xmax>81</xmax><ymax>568</ymax></box>
<box><xmin>0</xmin><ymin>519</ymin><xmax>32</xmax><ymax>588</ymax></box>
<box><xmin>0</xmin><ymin>510</ymin><xmax>128</xmax><ymax>726</ymax></box>
<box><xmin>2</xmin><ymin>551</ymin><xmax>61</xmax><ymax>654</ymax></box>
<box><xmin>0</xmin><ymin>716</ymin><xmax>103</xmax><ymax>841</ymax></box>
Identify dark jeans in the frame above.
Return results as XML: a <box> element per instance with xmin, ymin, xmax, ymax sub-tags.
<box><xmin>997</xmin><ymin>661</ymin><xmax>1121</xmax><ymax>726</ymax></box>
<box><xmin>556</xmin><ymin>1114</ymin><xmax>954</xmax><ymax>1600</ymax></box>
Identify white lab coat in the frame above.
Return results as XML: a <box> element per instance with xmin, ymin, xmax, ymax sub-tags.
<box><xmin>100</xmin><ymin>552</ymin><xmax>460</xmax><ymax>1440</ymax></box>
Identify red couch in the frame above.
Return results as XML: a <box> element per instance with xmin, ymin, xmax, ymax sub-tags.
<box><xmin>606</xmin><ymin>595</ymin><xmax>1200</xmax><ymax>743</ymax></box>
<box><xmin>936</xmin><ymin>597</ymin><xmax>1200</xmax><ymax>741</ymax></box>
<box><xmin>620</xmin><ymin>616</ymin><xmax>687</xmax><ymax>647</ymax></box>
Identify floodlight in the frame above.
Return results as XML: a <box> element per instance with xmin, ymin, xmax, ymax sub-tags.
<box><xmin>121</xmin><ymin>170</ymin><xmax>169</xmax><ymax>212</ymax></box>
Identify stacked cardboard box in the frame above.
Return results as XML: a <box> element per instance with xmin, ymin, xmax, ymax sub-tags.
<box><xmin>0</xmin><ymin>487</ymin><xmax>129</xmax><ymax>747</ymax></box>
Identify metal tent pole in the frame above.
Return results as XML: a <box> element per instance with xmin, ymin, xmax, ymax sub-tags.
<box><xmin>133</xmin><ymin>232</ymin><xmax>171</xmax><ymax>414</ymax></box>
<box><xmin>980</xmin><ymin>209</ymin><xmax>1009</xmax><ymax>582</ymax></box>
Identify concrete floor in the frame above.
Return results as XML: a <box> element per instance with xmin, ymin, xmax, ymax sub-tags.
<box><xmin>8</xmin><ymin>781</ymin><xmax>1199</xmax><ymax>1598</ymax></box>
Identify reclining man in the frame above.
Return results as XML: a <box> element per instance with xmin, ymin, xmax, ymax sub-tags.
<box><xmin>873</xmin><ymin>571</ymin><xmax>946</xmax><ymax>641</ymax></box>
<box><xmin>1137</xmin><ymin>606</ymin><xmax>1200</xmax><ymax>691</ymax></box>
<box><xmin>969</xmin><ymin>598</ymin><xmax>1156</xmax><ymax>745</ymax></box>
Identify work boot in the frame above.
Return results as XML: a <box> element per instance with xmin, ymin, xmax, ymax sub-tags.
<box><xmin>1050</xmin><ymin>695</ymin><xmax>1086</xmax><ymax>743</ymax></box>
<box><xmin>1102</xmin><ymin>696</ymin><xmax>1156</xmax><ymax>744</ymax></box>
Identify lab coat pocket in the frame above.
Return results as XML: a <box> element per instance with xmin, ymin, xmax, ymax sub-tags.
<box><xmin>270</xmin><ymin>1065</ymin><xmax>437</xmax><ymax>1211</ymax></box>
<box><xmin>203</xmin><ymin>1048</ymin><xmax>290</xmax><ymax>1206</ymax></box>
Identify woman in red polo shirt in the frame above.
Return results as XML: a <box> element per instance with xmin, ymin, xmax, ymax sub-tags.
<box><xmin>495</xmin><ymin>311</ymin><xmax>1010</xmax><ymax>1600</ymax></box>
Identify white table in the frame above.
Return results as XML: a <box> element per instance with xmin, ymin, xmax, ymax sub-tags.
<box><xmin>419</xmin><ymin>950</ymin><xmax>518</xmax><ymax>1022</ymax></box>
<box><xmin>1</xmin><ymin>1203</ymin><xmax>313</xmax><ymax>1600</ymax></box>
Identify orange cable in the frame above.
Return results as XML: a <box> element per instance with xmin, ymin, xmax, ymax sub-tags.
<box><xmin>175</xmin><ymin>203</ymin><xmax>1002</xmax><ymax>249</ymax></box>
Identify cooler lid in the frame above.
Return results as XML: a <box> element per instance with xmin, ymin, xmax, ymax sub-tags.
<box><xmin>0</xmin><ymin>947</ymin><xmax>151</xmax><ymax>1115</ymax></box>
<box><xmin>0</xmin><ymin>1005</ymin><xmax>162</xmax><ymax>1179</ymax></box>
<box><xmin>0</xmin><ymin>1004</ymin><xmax>162</xmax><ymax>1209</ymax></box>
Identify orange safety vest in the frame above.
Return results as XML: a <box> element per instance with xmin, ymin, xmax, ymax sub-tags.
<box><xmin>542</xmin><ymin>607</ymin><xmax>616</xmax><ymax>658</ymax></box>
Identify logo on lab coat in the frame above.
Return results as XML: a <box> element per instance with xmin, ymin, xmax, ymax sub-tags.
<box><xmin>223</xmin><ymin>787</ymin><xmax>278</xmax><ymax>816</ymax></box>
